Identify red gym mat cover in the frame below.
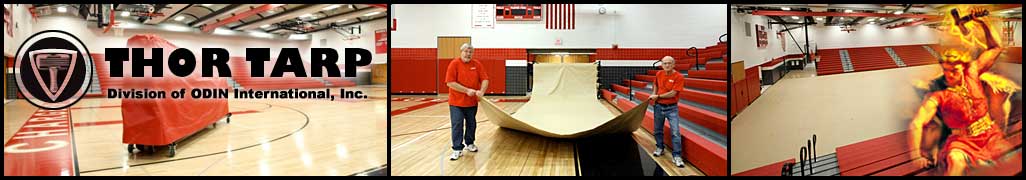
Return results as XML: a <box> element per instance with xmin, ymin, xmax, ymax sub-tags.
<box><xmin>120</xmin><ymin>34</ymin><xmax>230</xmax><ymax>146</ymax></box>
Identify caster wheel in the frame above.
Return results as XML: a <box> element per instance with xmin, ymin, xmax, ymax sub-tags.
<box><xmin>168</xmin><ymin>143</ymin><xmax>177</xmax><ymax>157</ymax></box>
<box><xmin>127</xmin><ymin>144</ymin><xmax>135</xmax><ymax>153</ymax></box>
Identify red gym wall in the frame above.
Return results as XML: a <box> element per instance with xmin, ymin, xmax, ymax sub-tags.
<box><xmin>391</xmin><ymin>47</ymin><xmax>718</xmax><ymax>95</ymax></box>
<box><xmin>391</xmin><ymin>48</ymin><xmax>526</xmax><ymax>94</ymax></box>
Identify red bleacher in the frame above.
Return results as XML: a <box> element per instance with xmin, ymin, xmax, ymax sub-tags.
<box><xmin>816</xmin><ymin>44</ymin><xmax>1024</xmax><ymax>76</ymax></box>
<box><xmin>228</xmin><ymin>57</ymin><xmax>328</xmax><ymax>90</ymax></box>
<box><xmin>679</xmin><ymin>89</ymin><xmax>726</xmax><ymax>111</ymax></box>
<box><xmin>603</xmin><ymin>42</ymin><xmax>728</xmax><ymax>176</ymax></box>
<box><xmin>705</xmin><ymin>62</ymin><xmax>727</xmax><ymax>70</ymax></box>
<box><xmin>634</xmin><ymin>98</ymin><xmax>728</xmax><ymax>176</ymax></box>
<box><xmin>601</xmin><ymin>89</ymin><xmax>617</xmax><ymax>102</ymax></box>
<box><xmin>635</xmin><ymin>75</ymin><xmax>656</xmax><ymax>82</ymax></box>
<box><xmin>891</xmin><ymin>45</ymin><xmax>938</xmax><ymax>67</ymax></box>
<box><xmin>847</xmin><ymin>47</ymin><xmax>898</xmax><ymax>72</ymax></box>
<box><xmin>687</xmin><ymin>70</ymin><xmax>727</xmax><ymax>80</ymax></box>
<box><xmin>736</xmin><ymin>120</ymin><xmax>1022</xmax><ymax>176</ymax></box>
<box><xmin>633</xmin><ymin>91</ymin><xmax>726</xmax><ymax>136</ymax></box>
<box><xmin>683</xmin><ymin>78</ymin><xmax>727</xmax><ymax>92</ymax></box>
<box><xmin>733</xmin><ymin>159</ymin><xmax>795</xmax><ymax>176</ymax></box>
<box><xmin>816</xmin><ymin>49</ymin><xmax>846</xmax><ymax>76</ymax></box>
<box><xmin>837</xmin><ymin>120</ymin><xmax>1022</xmax><ymax>176</ymax></box>
<box><xmin>627</xmin><ymin>80</ymin><xmax>648</xmax><ymax>89</ymax></box>
<box><xmin>674</xmin><ymin>63</ymin><xmax>694</xmax><ymax>71</ymax></box>
<box><xmin>999</xmin><ymin>47</ymin><xmax>1022</xmax><ymax>64</ymax></box>
<box><xmin>91</xmin><ymin>54</ymin><xmax>125</xmax><ymax>97</ymax></box>
<box><xmin>612</xmin><ymin>84</ymin><xmax>631</xmax><ymax>95</ymax></box>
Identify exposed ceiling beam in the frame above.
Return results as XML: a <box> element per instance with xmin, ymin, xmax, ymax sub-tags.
<box><xmin>309</xmin><ymin>7</ymin><xmax>386</xmax><ymax>25</ymax></box>
<box><xmin>303</xmin><ymin>16</ymin><xmax>385</xmax><ymax>34</ymax></box>
<box><xmin>768</xmin><ymin>16</ymin><xmax>788</xmax><ymax>24</ymax></box>
<box><xmin>847</xmin><ymin>17</ymin><xmax>866</xmax><ymax>25</ymax></box>
<box><xmin>201</xmin><ymin>4</ymin><xmax>282</xmax><ymax>32</ymax></box>
<box><xmin>779</xmin><ymin>24</ymin><xmax>805</xmax><ymax>33</ymax></box>
<box><xmin>887</xmin><ymin>18</ymin><xmax>931</xmax><ymax>29</ymax></box>
<box><xmin>232</xmin><ymin>4</ymin><xmax>332</xmax><ymax>31</ymax></box>
<box><xmin>753</xmin><ymin>10</ymin><xmax>937</xmax><ymax>19</ymax></box>
<box><xmin>934</xmin><ymin>4</ymin><xmax>1021</xmax><ymax>13</ymax></box>
<box><xmin>880</xmin><ymin>17</ymin><xmax>908</xmax><ymax>26</ymax></box>
<box><xmin>366</xmin><ymin>4</ymin><xmax>387</xmax><ymax>10</ymax></box>
<box><xmin>189</xmin><ymin>4</ymin><xmax>244</xmax><ymax>27</ymax></box>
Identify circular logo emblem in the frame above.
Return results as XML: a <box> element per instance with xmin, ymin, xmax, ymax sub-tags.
<box><xmin>14</xmin><ymin>30</ymin><xmax>93</xmax><ymax>110</ymax></box>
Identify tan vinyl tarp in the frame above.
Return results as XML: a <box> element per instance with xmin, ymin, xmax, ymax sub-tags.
<box><xmin>478</xmin><ymin>63</ymin><xmax>650</xmax><ymax>138</ymax></box>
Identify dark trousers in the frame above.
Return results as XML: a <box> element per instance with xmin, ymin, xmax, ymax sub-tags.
<box><xmin>653</xmin><ymin>103</ymin><xmax>683</xmax><ymax>157</ymax></box>
<box><xmin>449</xmin><ymin>105</ymin><xmax>478</xmax><ymax>150</ymax></box>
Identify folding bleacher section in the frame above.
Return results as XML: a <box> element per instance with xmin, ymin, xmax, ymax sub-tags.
<box><xmin>999</xmin><ymin>47</ymin><xmax>1022</xmax><ymax>64</ymax></box>
<box><xmin>734</xmin><ymin>120</ymin><xmax>1022</xmax><ymax>176</ymax></box>
<box><xmin>227</xmin><ymin>57</ymin><xmax>347</xmax><ymax>90</ymax></box>
<box><xmin>816</xmin><ymin>48</ymin><xmax>847</xmax><ymax>76</ymax></box>
<box><xmin>891</xmin><ymin>44</ymin><xmax>940</xmax><ymax>67</ymax></box>
<box><xmin>599</xmin><ymin>42</ymin><xmax>728</xmax><ymax>176</ymax></box>
<box><xmin>816</xmin><ymin>44</ymin><xmax>1023</xmax><ymax>76</ymax></box>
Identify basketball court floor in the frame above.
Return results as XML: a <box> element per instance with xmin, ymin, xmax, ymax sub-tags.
<box><xmin>390</xmin><ymin>94</ymin><xmax>704</xmax><ymax>176</ymax></box>
<box><xmin>731</xmin><ymin>63</ymin><xmax>1022</xmax><ymax>174</ymax></box>
<box><xmin>4</xmin><ymin>4</ymin><xmax>390</xmax><ymax>176</ymax></box>
<box><xmin>5</xmin><ymin>86</ymin><xmax>388</xmax><ymax>176</ymax></box>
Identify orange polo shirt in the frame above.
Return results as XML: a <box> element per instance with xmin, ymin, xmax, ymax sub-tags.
<box><xmin>654</xmin><ymin>70</ymin><xmax>684</xmax><ymax>105</ymax></box>
<box><xmin>445</xmin><ymin>58</ymin><xmax>489</xmax><ymax>107</ymax></box>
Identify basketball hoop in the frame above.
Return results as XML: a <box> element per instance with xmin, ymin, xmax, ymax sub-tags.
<box><xmin>841</xmin><ymin>25</ymin><xmax>856</xmax><ymax>33</ymax></box>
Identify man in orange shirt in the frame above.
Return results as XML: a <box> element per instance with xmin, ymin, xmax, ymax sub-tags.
<box><xmin>445</xmin><ymin>43</ymin><xmax>489</xmax><ymax>160</ymax></box>
<box><xmin>647</xmin><ymin>56</ymin><xmax>686</xmax><ymax>167</ymax></box>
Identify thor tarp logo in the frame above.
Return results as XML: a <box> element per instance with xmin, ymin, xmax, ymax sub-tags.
<box><xmin>14</xmin><ymin>30</ymin><xmax>93</xmax><ymax>110</ymax></box>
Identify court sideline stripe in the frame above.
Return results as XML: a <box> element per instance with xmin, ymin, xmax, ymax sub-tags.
<box><xmin>389</xmin><ymin>101</ymin><xmax>443</xmax><ymax>116</ymax></box>
<box><xmin>69</xmin><ymin>105</ymin><xmax>121</xmax><ymax>110</ymax></box>
<box><xmin>389</xmin><ymin>120</ymin><xmax>491</xmax><ymax>138</ymax></box>
<box><xmin>78</xmin><ymin>102</ymin><xmax>310</xmax><ymax>174</ymax></box>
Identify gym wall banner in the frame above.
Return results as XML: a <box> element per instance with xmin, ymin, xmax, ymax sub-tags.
<box><xmin>14</xmin><ymin>31</ymin><xmax>374</xmax><ymax>110</ymax></box>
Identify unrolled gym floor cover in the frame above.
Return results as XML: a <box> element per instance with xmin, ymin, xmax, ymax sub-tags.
<box><xmin>478</xmin><ymin>63</ymin><xmax>649</xmax><ymax>138</ymax></box>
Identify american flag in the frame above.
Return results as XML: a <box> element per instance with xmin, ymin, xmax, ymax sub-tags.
<box><xmin>545</xmin><ymin>4</ymin><xmax>575</xmax><ymax>30</ymax></box>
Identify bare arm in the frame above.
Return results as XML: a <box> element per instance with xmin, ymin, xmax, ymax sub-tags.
<box><xmin>657</xmin><ymin>90</ymin><xmax>678</xmax><ymax>98</ymax></box>
<box><xmin>447</xmin><ymin>82</ymin><xmax>473</xmax><ymax>94</ymax></box>
<box><xmin>478</xmin><ymin>80</ymin><xmax>489</xmax><ymax>96</ymax></box>
<box><xmin>909</xmin><ymin>93</ymin><xmax>941</xmax><ymax>167</ymax></box>
<box><xmin>971</xmin><ymin>12</ymin><xmax>1003</xmax><ymax>73</ymax></box>
<box><xmin>648</xmin><ymin>82</ymin><xmax>678</xmax><ymax>100</ymax></box>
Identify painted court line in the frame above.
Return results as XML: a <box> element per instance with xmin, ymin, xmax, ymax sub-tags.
<box><xmin>3</xmin><ymin>109</ymin><xmax>77</xmax><ymax>176</ymax></box>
